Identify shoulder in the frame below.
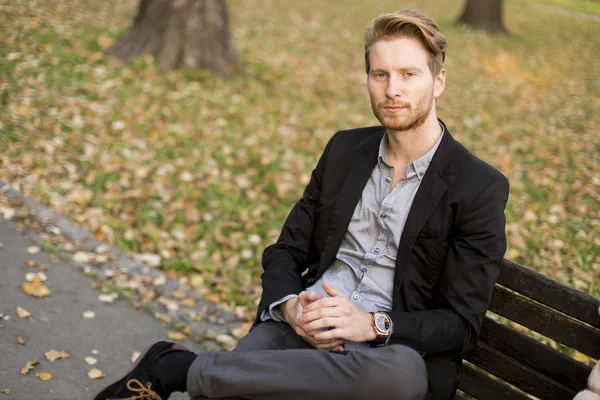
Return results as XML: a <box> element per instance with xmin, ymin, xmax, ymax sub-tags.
<box><xmin>448</xmin><ymin>137</ymin><xmax>509</xmax><ymax>193</ymax></box>
<box><xmin>325</xmin><ymin>125</ymin><xmax>384</xmax><ymax>153</ymax></box>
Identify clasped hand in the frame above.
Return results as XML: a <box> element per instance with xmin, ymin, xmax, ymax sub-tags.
<box><xmin>281</xmin><ymin>283</ymin><xmax>375</xmax><ymax>352</ymax></box>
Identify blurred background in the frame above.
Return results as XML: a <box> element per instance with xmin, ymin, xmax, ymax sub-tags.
<box><xmin>1</xmin><ymin>0</ymin><xmax>598</xmax><ymax>332</ymax></box>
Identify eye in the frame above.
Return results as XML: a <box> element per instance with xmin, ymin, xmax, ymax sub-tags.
<box><xmin>405</xmin><ymin>72</ymin><xmax>415</xmax><ymax>77</ymax></box>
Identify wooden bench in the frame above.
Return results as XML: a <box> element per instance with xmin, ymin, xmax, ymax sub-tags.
<box><xmin>456</xmin><ymin>259</ymin><xmax>600</xmax><ymax>400</ymax></box>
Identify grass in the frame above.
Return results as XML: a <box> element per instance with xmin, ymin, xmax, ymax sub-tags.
<box><xmin>0</xmin><ymin>0</ymin><xmax>598</xmax><ymax>325</ymax></box>
<box><xmin>529</xmin><ymin>0</ymin><xmax>600</xmax><ymax>15</ymax></box>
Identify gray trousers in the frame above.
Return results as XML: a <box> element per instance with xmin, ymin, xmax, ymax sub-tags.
<box><xmin>186</xmin><ymin>321</ymin><xmax>428</xmax><ymax>400</ymax></box>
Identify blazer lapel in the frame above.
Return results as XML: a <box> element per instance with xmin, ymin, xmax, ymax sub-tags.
<box><xmin>318</xmin><ymin>131</ymin><xmax>383</xmax><ymax>273</ymax></box>
<box><xmin>393</xmin><ymin>127</ymin><xmax>455</xmax><ymax>295</ymax></box>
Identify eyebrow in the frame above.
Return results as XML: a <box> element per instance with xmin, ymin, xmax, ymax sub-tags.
<box><xmin>370</xmin><ymin>66</ymin><xmax>424</xmax><ymax>74</ymax></box>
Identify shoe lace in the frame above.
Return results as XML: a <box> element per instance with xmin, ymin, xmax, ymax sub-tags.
<box><xmin>121</xmin><ymin>379</ymin><xmax>163</xmax><ymax>400</ymax></box>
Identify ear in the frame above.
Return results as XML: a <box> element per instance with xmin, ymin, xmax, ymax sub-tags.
<box><xmin>434</xmin><ymin>67</ymin><xmax>446</xmax><ymax>98</ymax></box>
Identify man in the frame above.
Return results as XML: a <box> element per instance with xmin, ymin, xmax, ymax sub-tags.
<box><xmin>95</xmin><ymin>8</ymin><xmax>509</xmax><ymax>400</ymax></box>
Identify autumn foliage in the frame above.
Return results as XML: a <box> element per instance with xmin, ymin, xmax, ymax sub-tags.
<box><xmin>0</xmin><ymin>0</ymin><xmax>598</xmax><ymax>323</ymax></box>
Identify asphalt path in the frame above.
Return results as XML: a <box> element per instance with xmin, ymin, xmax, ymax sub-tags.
<box><xmin>0</xmin><ymin>217</ymin><xmax>192</xmax><ymax>400</ymax></box>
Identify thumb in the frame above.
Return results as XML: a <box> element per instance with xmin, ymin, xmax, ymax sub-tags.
<box><xmin>323</xmin><ymin>283</ymin><xmax>345</xmax><ymax>298</ymax></box>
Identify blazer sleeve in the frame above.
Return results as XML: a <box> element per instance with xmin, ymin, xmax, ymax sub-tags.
<box><xmin>257</xmin><ymin>132</ymin><xmax>338</xmax><ymax>320</ymax></box>
<box><xmin>387</xmin><ymin>176</ymin><xmax>509</xmax><ymax>356</ymax></box>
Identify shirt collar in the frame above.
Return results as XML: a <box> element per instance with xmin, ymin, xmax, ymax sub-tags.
<box><xmin>378</xmin><ymin>121</ymin><xmax>446</xmax><ymax>181</ymax></box>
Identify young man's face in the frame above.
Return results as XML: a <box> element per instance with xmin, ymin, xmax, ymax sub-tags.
<box><xmin>367</xmin><ymin>37</ymin><xmax>445</xmax><ymax>132</ymax></box>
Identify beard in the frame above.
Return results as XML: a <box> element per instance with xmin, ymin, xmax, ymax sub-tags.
<box><xmin>371</xmin><ymin>90</ymin><xmax>435</xmax><ymax>132</ymax></box>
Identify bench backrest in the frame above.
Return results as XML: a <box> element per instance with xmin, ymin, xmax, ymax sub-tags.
<box><xmin>456</xmin><ymin>259</ymin><xmax>600</xmax><ymax>400</ymax></box>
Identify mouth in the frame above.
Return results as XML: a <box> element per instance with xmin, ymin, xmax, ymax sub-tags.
<box><xmin>383</xmin><ymin>106</ymin><xmax>407</xmax><ymax>112</ymax></box>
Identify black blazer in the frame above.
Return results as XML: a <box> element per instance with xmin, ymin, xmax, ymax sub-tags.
<box><xmin>258</xmin><ymin>120</ymin><xmax>509</xmax><ymax>399</ymax></box>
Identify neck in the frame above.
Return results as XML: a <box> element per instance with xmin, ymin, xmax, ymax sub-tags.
<box><xmin>385</xmin><ymin>113</ymin><xmax>442</xmax><ymax>165</ymax></box>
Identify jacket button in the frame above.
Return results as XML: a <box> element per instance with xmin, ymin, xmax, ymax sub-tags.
<box><xmin>307</xmin><ymin>278</ymin><xmax>315</xmax><ymax>285</ymax></box>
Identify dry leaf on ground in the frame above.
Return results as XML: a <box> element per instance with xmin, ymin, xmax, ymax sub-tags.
<box><xmin>45</xmin><ymin>349</ymin><xmax>70</xmax><ymax>361</ymax></box>
<box><xmin>35</xmin><ymin>372</ymin><xmax>52</xmax><ymax>381</ymax></box>
<box><xmin>130</xmin><ymin>351</ymin><xmax>141</xmax><ymax>363</ymax></box>
<box><xmin>1</xmin><ymin>388</ymin><xmax>9</xmax><ymax>394</ymax></box>
<box><xmin>167</xmin><ymin>331</ymin><xmax>187</xmax><ymax>341</ymax></box>
<box><xmin>16</xmin><ymin>331</ymin><xmax>28</xmax><ymax>345</ymax></box>
<box><xmin>84</xmin><ymin>356</ymin><xmax>97</xmax><ymax>365</ymax></box>
<box><xmin>27</xmin><ymin>246</ymin><xmax>40</xmax><ymax>254</ymax></box>
<box><xmin>25</xmin><ymin>260</ymin><xmax>37</xmax><ymax>267</ymax></box>
<box><xmin>25</xmin><ymin>272</ymin><xmax>47</xmax><ymax>282</ymax></box>
<box><xmin>22</xmin><ymin>276</ymin><xmax>50</xmax><ymax>297</ymax></box>
<box><xmin>82</xmin><ymin>311</ymin><xmax>96</xmax><ymax>319</ymax></box>
<box><xmin>98</xmin><ymin>293</ymin><xmax>118</xmax><ymax>303</ymax></box>
<box><xmin>0</xmin><ymin>313</ymin><xmax>5</xmax><ymax>320</ymax></box>
<box><xmin>16</xmin><ymin>306</ymin><xmax>31</xmax><ymax>319</ymax></box>
<box><xmin>20</xmin><ymin>360</ymin><xmax>39</xmax><ymax>375</ymax></box>
<box><xmin>0</xmin><ymin>240</ymin><xmax>3</xmax><ymax>248</ymax></box>
<box><xmin>87</xmin><ymin>368</ymin><xmax>105</xmax><ymax>379</ymax></box>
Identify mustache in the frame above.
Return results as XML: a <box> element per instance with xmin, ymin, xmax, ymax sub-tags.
<box><xmin>378</xmin><ymin>102</ymin><xmax>411</xmax><ymax>109</ymax></box>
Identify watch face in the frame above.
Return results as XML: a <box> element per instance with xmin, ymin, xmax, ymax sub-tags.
<box><xmin>375</xmin><ymin>315</ymin><xmax>389</xmax><ymax>332</ymax></box>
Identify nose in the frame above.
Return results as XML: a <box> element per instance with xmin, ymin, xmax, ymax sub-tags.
<box><xmin>385</xmin><ymin>76</ymin><xmax>404</xmax><ymax>99</ymax></box>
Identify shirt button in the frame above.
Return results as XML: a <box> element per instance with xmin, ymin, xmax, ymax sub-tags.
<box><xmin>352</xmin><ymin>293</ymin><xmax>360</xmax><ymax>300</ymax></box>
<box><xmin>385</xmin><ymin>176</ymin><xmax>392</xmax><ymax>183</ymax></box>
<box><xmin>380</xmin><ymin>213</ymin><xmax>386</xmax><ymax>219</ymax></box>
<box><xmin>373</xmin><ymin>247</ymin><xmax>380</xmax><ymax>253</ymax></box>
<box><xmin>419</xmin><ymin>171</ymin><xmax>424</xmax><ymax>177</ymax></box>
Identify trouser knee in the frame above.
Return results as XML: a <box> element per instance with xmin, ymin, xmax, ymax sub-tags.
<box><xmin>360</xmin><ymin>345</ymin><xmax>427</xmax><ymax>400</ymax></box>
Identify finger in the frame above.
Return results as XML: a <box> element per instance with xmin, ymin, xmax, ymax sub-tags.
<box><xmin>300</xmin><ymin>307</ymin><xmax>342</xmax><ymax>324</ymax></box>
<box><xmin>304</xmin><ymin>297</ymin><xmax>343</xmax><ymax>313</ymax></box>
<box><xmin>314</xmin><ymin>340</ymin><xmax>344</xmax><ymax>350</ymax></box>
<box><xmin>298</xmin><ymin>291</ymin><xmax>322</xmax><ymax>308</ymax></box>
<box><xmin>329</xmin><ymin>346</ymin><xmax>345</xmax><ymax>353</ymax></box>
<box><xmin>304</xmin><ymin>317</ymin><xmax>342</xmax><ymax>332</ymax></box>
<box><xmin>314</xmin><ymin>328</ymin><xmax>345</xmax><ymax>341</ymax></box>
<box><xmin>323</xmin><ymin>283</ymin><xmax>346</xmax><ymax>298</ymax></box>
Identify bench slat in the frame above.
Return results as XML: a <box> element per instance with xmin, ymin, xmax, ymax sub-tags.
<box><xmin>464</xmin><ymin>341</ymin><xmax>575</xmax><ymax>400</ymax></box>
<box><xmin>458</xmin><ymin>363</ymin><xmax>530</xmax><ymax>400</ymax></box>
<box><xmin>498</xmin><ymin>259</ymin><xmax>600</xmax><ymax>329</ymax></box>
<box><xmin>454</xmin><ymin>392</ymin><xmax>469</xmax><ymax>400</ymax></box>
<box><xmin>479</xmin><ymin>317</ymin><xmax>592</xmax><ymax>392</ymax></box>
<box><xmin>489</xmin><ymin>285</ymin><xmax>600</xmax><ymax>358</ymax></box>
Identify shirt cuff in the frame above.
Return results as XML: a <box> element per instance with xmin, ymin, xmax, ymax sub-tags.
<box><xmin>260</xmin><ymin>294</ymin><xmax>299</xmax><ymax>322</ymax></box>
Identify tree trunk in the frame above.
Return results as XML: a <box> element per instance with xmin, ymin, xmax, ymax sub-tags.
<box><xmin>458</xmin><ymin>0</ymin><xmax>507</xmax><ymax>35</ymax></box>
<box><xmin>106</xmin><ymin>0</ymin><xmax>239</xmax><ymax>76</ymax></box>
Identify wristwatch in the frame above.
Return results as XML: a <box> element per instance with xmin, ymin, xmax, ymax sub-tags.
<box><xmin>368</xmin><ymin>312</ymin><xmax>392</xmax><ymax>347</ymax></box>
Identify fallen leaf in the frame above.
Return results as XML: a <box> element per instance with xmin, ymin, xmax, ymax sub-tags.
<box><xmin>73</xmin><ymin>251</ymin><xmax>91</xmax><ymax>263</ymax></box>
<box><xmin>0</xmin><ymin>313</ymin><xmax>4</xmax><ymax>320</ymax></box>
<box><xmin>87</xmin><ymin>368</ymin><xmax>105</xmax><ymax>379</ymax></box>
<box><xmin>84</xmin><ymin>356</ymin><xmax>97</xmax><ymax>365</ymax></box>
<box><xmin>16</xmin><ymin>331</ymin><xmax>28</xmax><ymax>345</ymax></box>
<box><xmin>26</xmin><ymin>272</ymin><xmax>47</xmax><ymax>282</ymax></box>
<box><xmin>27</xmin><ymin>246</ymin><xmax>40</xmax><ymax>254</ymax></box>
<box><xmin>35</xmin><ymin>372</ymin><xmax>52</xmax><ymax>381</ymax></box>
<box><xmin>25</xmin><ymin>260</ymin><xmax>37</xmax><ymax>267</ymax></box>
<box><xmin>16</xmin><ymin>306</ymin><xmax>31</xmax><ymax>319</ymax></box>
<box><xmin>152</xmin><ymin>275</ymin><xmax>166</xmax><ymax>287</ymax></box>
<box><xmin>1</xmin><ymin>388</ymin><xmax>9</xmax><ymax>394</ymax></box>
<box><xmin>45</xmin><ymin>349</ymin><xmax>70</xmax><ymax>361</ymax></box>
<box><xmin>130</xmin><ymin>351</ymin><xmax>141</xmax><ymax>363</ymax></box>
<box><xmin>20</xmin><ymin>360</ymin><xmax>39</xmax><ymax>375</ymax></box>
<box><xmin>22</xmin><ymin>276</ymin><xmax>50</xmax><ymax>297</ymax></box>
<box><xmin>82</xmin><ymin>311</ymin><xmax>96</xmax><ymax>319</ymax></box>
<box><xmin>91</xmin><ymin>349</ymin><xmax>99</xmax><ymax>355</ymax></box>
<box><xmin>0</xmin><ymin>240</ymin><xmax>3</xmax><ymax>248</ymax></box>
<box><xmin>98</xmin><ymin>293</ymin><xmax>117</xmax><ymax>303</ymax></box>
<box><xmin>167</xmin><ymin>331</ymin><xmax>187</xmax><ymax>341</ymax></box>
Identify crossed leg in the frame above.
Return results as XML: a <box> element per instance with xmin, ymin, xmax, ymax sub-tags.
<box><xmin>187</xmin><ymin>321</ymin><xmax>428</xmax><ymax>400</ymax></box>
